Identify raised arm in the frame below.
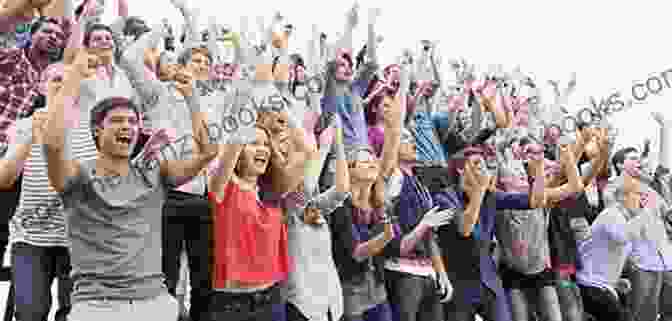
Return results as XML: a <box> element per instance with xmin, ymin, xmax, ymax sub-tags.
<box><xmin>171</xmin><ymin>0</ymin><xmax>199</xmax><ymax>50</ymax></box>
<box><xmin>44</xmin><ymin>50</ymin><xmax>95</xmax><ymax>193</ymax></box>
<box><xmin>159</xmin><ymin>77</ymin><xmax>218</xmax><ymax>186</ymax></box>
<box><xmin>0</xmin><ymin>117</ymin><xmax>32</xmax><ymax>189</ymax></box>
<box><xmin>311</xmin><ymin>126</ymin><xmax>350</xmax><ymax>216</ymax></box>
<box><xmin>0</xmin><ymin>0</ymin><xmax>34</xmax><ymax>28</ymax></box>
<box><xmin>207</xmin><ymin>91</ymin><xmax>255</xmax><ymax>202</ymax></box>
<box><xmin>333</xmin><ymin>3</ymin><xmax>358</xmax><ymax>61</ymax></box>
<box><xmin>267</xmin><ymin>102</ymin><xmax>317</xmax><ymax>196</ymax></box>
<box><xmin>119</xmin><ymin>23</ymin><xmax>168</xmax><ymax>113</ymax></box>
<box><xmin>541</xmin><ymin>144</ymin><xmax>584</xmax><ymax>206</ymax></box>
<box><xmin>653</xmin><ymin>112</ymin><xmax>671</xmax><ymax>169</ymax></box>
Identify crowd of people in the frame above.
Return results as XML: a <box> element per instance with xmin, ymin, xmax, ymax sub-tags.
<box><xmin>0</xmin><ymin>0</ymin><xmax>671</xmax><ymax>321</ymax></box>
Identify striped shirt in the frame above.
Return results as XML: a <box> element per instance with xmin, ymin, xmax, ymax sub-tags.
<box><xmin>10</xmin><ymin>115</ymin><xmax>98</xmax><ymax>247</ymax></box>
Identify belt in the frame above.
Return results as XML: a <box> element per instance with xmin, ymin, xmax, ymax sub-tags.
<box><xmin>210</xmin><ymin>283</ymin><xmax>279</xmax><ymax>314</ymax></box>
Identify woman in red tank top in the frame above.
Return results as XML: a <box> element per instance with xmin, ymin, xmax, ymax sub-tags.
<box><xmin>207</xmin><ymin>124</ymin><xmax>291</xmax><ymax>321</ymax></box>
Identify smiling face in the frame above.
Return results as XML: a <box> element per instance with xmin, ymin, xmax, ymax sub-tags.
<box><xmin>236</xmin><ymin>127</ymin><xmax>272</xmax><ymax>177</ymax></box>
<box><xmin>158</xmin><ymin>63</ymin><xmax>178</xmax><ymax>82</ymax></box>
<box><xmin>348</xmin><ymin>149</ymin><xmax>379</xmax><ymax>183</ymax></box>
<box><xmin>188</xmin><ymin>51</ymin><xmax>211</xmax><ymax>81</ymax></box>
<box><xmin>32</xmin><ymin>21</ymin><xmax>65</xmax><ymax>54</ymax></box>
<box><xmin>87</xmin><ymin>28</ymin><xmax>114</xmax><ymax>63</ymax></box>
<box><xmin>334</xmin><ymin>49</ymin><xmax>354</xmax><ymax>82</ymax></box>
<box><xmin>623</xmin><ymin>150</ymin><xmax>642</xmax><ymax>178</ymax></box>
<box><xmin>95</xmin><ymin>107</ymin><xmax>140</xmax><ymax>159</ymax></box>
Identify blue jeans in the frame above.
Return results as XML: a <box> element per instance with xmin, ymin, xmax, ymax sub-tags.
<box><xmin>385</xmin><ymin>270</ymin><xmax>442</xmax><ymax>321</ymax></box>
<box><xmin>629</xmin><ymin>267</ymin><xmax>662</xmax><ymax>321</ymax></box>
<box><xmin>11</xmin><ymin>242</ymin><xmax>71</xmax><ymax>321</ymax></box>
<box><xmin>554</xmin><ymin>278</ymin><xmax>584</xmax><ymax>321</ymax></box>
<box><xmin>661</xmin><ymin>271</ymin><xmax>672</xmax><ymax>321</ymax></box>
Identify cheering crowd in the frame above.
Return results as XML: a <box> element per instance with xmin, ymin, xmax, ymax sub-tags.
<box><xmin>0</xmin><ymin>0</ymin><xmax>671</xmax><ymax>321</ymax></box>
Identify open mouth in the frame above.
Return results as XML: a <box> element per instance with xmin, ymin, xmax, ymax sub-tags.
<box><xmin>115</xmin><ymin>134</ymin><xmax>132</xmax><ymax>147</ymax></box>
<box><xmin>253</xmin><ymin>154</ymin><xmax>268</xmax><ymax>166</ymax></box>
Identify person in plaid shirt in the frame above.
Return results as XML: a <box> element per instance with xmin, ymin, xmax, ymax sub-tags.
<box><xmin>0</xmin><ymin>16</ymin><xmax>69</xmax><ymax>151</ymax></box>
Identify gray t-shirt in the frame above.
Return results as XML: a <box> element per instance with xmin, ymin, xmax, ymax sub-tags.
<box><xmin>60</xmin><ymin>159</ymin><xmax>178</xmax><ymax>302</ymax></box>
<box><xmin>495</xmin><ymin>208</ymin><xmax>551</xmax><ymax>275</ymax></box>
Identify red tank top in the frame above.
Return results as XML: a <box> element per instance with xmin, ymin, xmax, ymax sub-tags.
<box><xmin>208</xmin><ymin>182</ymin><xmax>291</xmax><ymax>287</ymax></box>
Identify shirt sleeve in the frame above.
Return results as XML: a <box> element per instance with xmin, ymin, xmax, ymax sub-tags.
<box><xmin>312</xmin><ymin>187</ymin><xmax>350</xmax><ymax>218</ymax></box>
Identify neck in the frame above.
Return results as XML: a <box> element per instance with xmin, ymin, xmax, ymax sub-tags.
<box><xmin>96</xmin><ymin>152</ymin><xmax>130</xmax><ymax>176</ymax></box>
<box><xmin>350</xmin><ymin>180</ymin><xmax>374</xmax><ymax>209</ymax></box>
<box><xmin>26</xmin><ymin>46</ymin><xmax>49</xmax><ymax>71</ymax></box>
<box><xmin>236</xmin><ymin>173</ymin><xmax>258</xmax><ymax>191</ymax></box>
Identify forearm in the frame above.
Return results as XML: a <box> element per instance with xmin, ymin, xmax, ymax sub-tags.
<box><xmin>366</xmin><ymin>19</ymin><xmax>376</xmax><ymax>65</ymax></box>
<box><xmin>429</xmin><ymin>53</ymin><xmax>441</xmax><ymax>86</ymax></box>
<box><xmin>0</xmin><ymin>0</ymin><xmax>30</xmax><ymax>19</ymax></box>
<box><xmin>461</xmin><ymin>192</ymin><xmax>484</xmax><ymax>237</ymax></box>
<box><xmin>529</xmin><ymin>160</ymin><xmax>546</xmax><ymax>208</ymax></box>
<box><xmin>660</xmin><ymin>121</ymin><xmax>671</xmax><ymax>168</ymax></box>
<box><xmin>177</xmin><ymin>3</ymin><xmax>199</xmax><ymax>48</ymax></box>
<box><xmin>352</xmin><ymin>228</ymin><xmax>394</xmax><ymax>262</ymax></box>
<box><xmin>334</xmin><ymin>21</ymin><xmax>354</xmax><ymax>58</ymax></box>
<box><xmin>46</xmin><ymin>72</ymin><xmax>81</xmax><ymax>150</ymax></box>
<box><xmin>334</xmin><ymin>133</ymin><xmax>349</xmax><ymax>193</ymax></box>
<box><xmin>0</xmin><ymin>140</ymin><xmax>30</xmax><ymax>189</ymax></box>
<box><xmin>379</xmin><ymin>121</ymin><xmax>401</xmax><ymax>178</ymax></box>
<box><xmin>429</xmin><ymin>239</ymin><xmax>446</xmax><ymax>274</ymax></box>
<box><xmin>117</xmin><ymin>0</ymin><xmax>128</xmax><ymax>16</ymax></box>
<box><xmin>208</xmin><ymin>143</ymin><xmax>243</xmax><ymax>200</ymax></box>
<box><xmin>120</xmin><ymin>27</ymin><xmax>165</xmax><ymax>105</ymax></box>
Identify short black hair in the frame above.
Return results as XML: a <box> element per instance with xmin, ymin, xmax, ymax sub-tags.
<box><xmin>83</xmin><ymin>23</ymin><xmax>114</xmax><ymax>47</ymax></box>
<box><xmin>30</xmin><ymin>16</ymin><xmax>61</xmax><ymax>35</ymax></box>
<box><xmin>90</xmin><ymin>97</ymin><xmax>141</xmax><ymax>149</ymax></box>
<box><xmin>612</xmin><ymin>146</ymin><xmax>638</xmax><ymax>176</ymax></box>
<box><xmin>123</xmin><ymin>17</ymin><xmax>150</xmax><ymax>41</ymax></box>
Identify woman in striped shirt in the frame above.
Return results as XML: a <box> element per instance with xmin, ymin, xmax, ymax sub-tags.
<box><xmin>0</xmin><ymin>62</ymin><xmax>97</xmax><ymax>321</ymax></box>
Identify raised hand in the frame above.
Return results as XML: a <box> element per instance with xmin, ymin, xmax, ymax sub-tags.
<box><xmin>420</xmin><ymin>206</ymin><xmax>457</xmax><ymax>228</ymax></box>
<box><xmin>435</xmin><ymin>272</ymin><xmax>453</xmax><ymax>303</ymax></box>
<box><xmin>134</xmin><ymin>128</ymin><xmax>173</xmax><ymax>169</ymax></box>
<box><xmin>169</xmin><ymin>0</ymin><xmax>187</xmax><ymax>10</ymax></box>
<box><xmin>651</xmin><ymin>111</ymin><xmax>666</xmax><ymax>126</ymax></box>
<box><xmin>368</xmin><ymin>7</ymin><xmax>381</xmax><ymax>24</ymax></box>
<box><xmin>346</xmin><ymin>2</ymin><xmax>359</xmax><ymax>29</ymax></box>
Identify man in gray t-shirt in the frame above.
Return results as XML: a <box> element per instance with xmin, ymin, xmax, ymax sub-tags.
<box><xmin>43</xmin><ymin>50</ymin><xmax>217</xmax><ymax>320</ymax></box>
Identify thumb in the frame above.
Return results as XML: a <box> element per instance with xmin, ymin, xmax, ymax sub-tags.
<box><xmin>426</xmin><ymin>206</ymin><xmax>439</xmax><ymax>215</ymax></box>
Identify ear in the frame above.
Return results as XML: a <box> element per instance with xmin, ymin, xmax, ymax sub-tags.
<box><xmin>94</xmin><ymin>125</ymin><xmax>103</xmax><ymax>140</ymax></box>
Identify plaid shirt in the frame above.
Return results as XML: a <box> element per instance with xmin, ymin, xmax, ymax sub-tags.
<box><xmin>0</xmin><ymin>18</ymin><xmax>71</xmax><ymax>145</ymax></box>
<box><xmin>0</xmin><ymin>47</ymin><xmax>41</xmax><ymax>143</ymax></box>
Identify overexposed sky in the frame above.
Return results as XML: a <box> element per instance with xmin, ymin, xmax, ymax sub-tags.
<box><xmin>102</xmin><ymin>0</ymin><xmax>672</xmax><ymax>153</ymax></box>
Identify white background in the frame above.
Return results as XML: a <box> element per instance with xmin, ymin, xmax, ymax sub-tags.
<box><xmin>2</xmin><ymin>0</ymin><xmax>672</xmax><ymax>319</ymax></box>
